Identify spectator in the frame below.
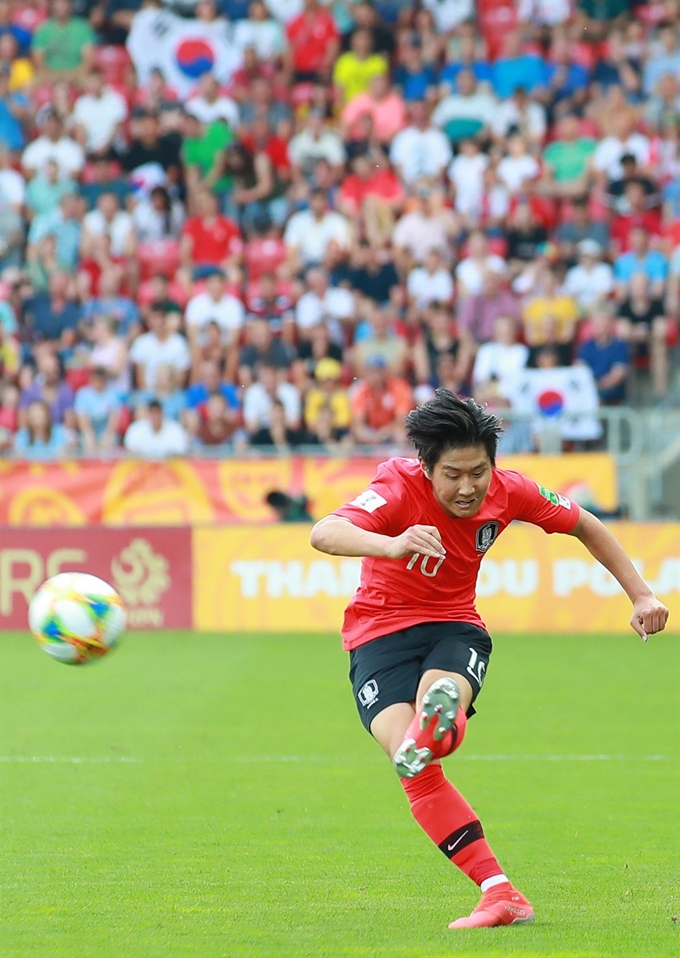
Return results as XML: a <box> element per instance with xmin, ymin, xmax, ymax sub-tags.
<box><xmin>337</xmin><ymin>154</ymin><xmax>404</xmax><ymax>243</ymax></box>
<box><xmin>457</xmin><ymin>270</ymin><xmax>521</xmax><ymax>369</ymax></box>
<box><xmin>554</xmin><ymin>195</ymin><xmax>610</xmax><ymax>262</ymax></box>
<box><xmin>564</xmin><ymin>238</ymin><xmax>615</xmax><ymax>309</ymax></box>
<box><xmin>472</xmin><ymin>315</ymin><xmax>529</xmax><ymax>399</ymax></box>
<box><xmin>74</xmin><ymin>366</ymin><xmax>122</xmax><ymax>451</ymax></box>
<box><xmin>123</xmin><ymin>399</ymin><xmax>190</xmax><ymax>457</ymax></box>
<box><xmin>341</xmin><ymin>73</ymin><xmax>407</xmax><ymax>147</ymax></box>
<box><xmin>0</xmin><ymin>63</ymin><xmax>31</xmax><ymax>152</ymax></box>
<box><xmin>455</xmin><ymin>230</ymin><xmax>506</xmax><ymax>299</ymax></box>
<box><xmin>81</xmin><ymin>191</ymin><xmax>136</xmax><ymax>259</ymax></box>
<box><xmin>238</xmin><ymin>75</ymin><xmax>291</xmax><ymax>131</ymax></box>
<box><xmin>185</xmin><ymin>73</ymin><xmax>240</xmax><ymax>129</ymax></box>
<box><xmin>195</xmin><ymin>392</ymin><xmax>241</xmax><ymax>448</ymax></box>
<box><xmin>250</xmin><ymin>397</ymin><xmax>304</xmax><ymax>448</ymax></box>
<box><xmin>389</xmin><ymin>100</ymin><xmax>452</xmax><ymax>185</ymax></box>
<box><xmin>239</xmin><ymin>318</ymin><xmax>295</xmax><ymax>382</ymax></box>
<box><xmin>185</xmin><ymin>270</ymin><xmax>244</xmax><ymax>353</ymax></box>
<box><xmin>606</xmin><ymin>152</ymin><xmax>658</xmax><ymax>214</ymax></box>
<box><xmin>288</xmin><ymin>109</ymin><xmax>346</xmax><ymax>175</ymax></box>
<box><xmin>81</xmin><ymin>267</ymin><xmax>140</xmax><ymax>337</ymax></box>
<box><xmin>412</xmin><ymin>304</ymin><xmax>461</xmax><ymax>388</ymax></box>
<box><xmin>70</xmin><ymin>68</ymin><xmax>127</xmax><ymax>158</ymax></box>
<box><xmin>491</xmin><ymin>31</ymin><xmax>546</xmax><ymax>100</ymax></box>
<box><xmin>447</xmin><ymin>138</ymin><xmax>488</xmax><ymax>225</ymax></box>
<box><xmin>643</xmin><ymin>24</ymin><xmax>680</xmax><ymax>95</ymax></box>
<box><xmin>0</xmin><ymin>146</ymin><xmax>25</xmax><ymax>211</ymax></box>
<box><xmin>129</xmin><ymin>304</ymin><xmax>191</xmax><ymax>390</ymax></box>
<box><xmin>87</xmin><ymin>315</ymin><xmax>130</xmax><ymax>393</ymax></box>
<box><xmin>591</xmin><ymin>112</ymin><xmax>650</xmax><ymax>183</ymax></box>
<box><xmin>294</xmin><ymin>267</ymin><xmax>354</xmax><ymax>342</ymax></box>
<box><xmin>407</xmin><ymin>249</ymin><xmax>454</xmax><ymax>309</ymax></box>
<box><xmin>491</xmin><ymin>86</ymin><xmax>547</xmax><ymax>145</ymax></box>
<box><xmin>506</xmin><ymin>202</ymin><xmax>548</xmax><ymax>267</ymax></box>
<box><xmin>283</xmin><ymin>189</ymin><xmax>351</xmax><ymax>270</ymax></box>
<box><xmin>614</xmin><ymin>226</ymin><xmax>668</xmax><ymax>299</ymax></box>
<box><xmin>21</xmin><ymin>110</ymin><xmax>85</xmax><ymax>179</ymax></box>
<box><xmin>24</xmin><ymin>271</ymin><xmax>80</xmax><ymax>346</ymax></box>
<box><xmin>610</xmin><ymin>180</ymin><xmax>663</xmax><ymax>252</ymax></box>
<box><xmin>353</xmin><ymin>305</ymin><xmax>408</xmax><ymax>376</ymax></box>
<box><xmin>333</xmin><ymin>28</ymin><xmax>387</xmax><ymax>104</ymax></box>
<box><xmin>347</xmin><ymin>242</ymin><xmax>400</xmax><ymax>305</ymax></box>
<box><xmin>222</xmin><ymin>140</ymin><xmax>288</xmax><ymax>234</ymax></box>
<box><xmin>134</xmin><ymin>363</ymin><xmax>187</xmax><ymax>422</ymax></box>
<box><xmin>246</xmin><ymin>273</ymin><xmax>294</xmax><ymax>331</ymax></box>
<box><xmin>577</xmin><ymin>308</ymin><xmax>629</xmax><ymax>405</ymax></box>
<box><xmin>181</xmin><ymin>109</ymin><xmax>234</xmax><ymax>203</ymax></box>
<box><xmin>14</xmin><ymin>398</ymin><xmax>74</xmax><ymax>458</ymax></box>
<box><xmin>19</xmin><ymin>350</ymin><xmax>75</xmax><ymax>426</ymax></box>
<box><xmin>304</xmin><ymin>356</ymin><xmax>350</xmax><ymax>433</ymax></box>
<box><xmin>285</xmin><ymin>0</ymin><xmax>339</xmax><ymax>82</ymax></box>
<box><xmin>522</xmin><ymin>267</ymin><xmax>579</xmax><ymax>363</ymax></box>
<box><xmin>350</xmin><ymin>356</ymin><xmax>413</xmax><ymax>447</ymax></box>
<box><xmin>180</xmin><ymin>190</ymin><xmax>242</xmax><ymax>274</ymax></box>
<box><xmin>0</xmin><ymin>192</ymin><xmax>23</xmax><ymax>269</ymax></box>
<box><xmin>119</xmin><ymin>109</ymin><xmax>182</xmax><ymax>185</ymax></box>
<box><xmin>392</xmin><ymin>184</ymin><xmax>457</xmax><ymax>267</ymax></box>
<box><xmin>542</xmin><ymin>114</ymin><xmax>597</xmax><ymax>196</ymax></box>
<box><xmin>431</xmin><ymin>69</ymin><xmax>497</xmax><ymax>144</ymax></box>
<box><xmin>617</xmin><ymin>273</ymin><xmax>669</xmax><ymax>400</ymax></box>
<box><xmin>31</xmin><ymin>0</ymin><xmax>95</xmax><ymax>81</ymax></box>
<box><xmin>25</xmin><ymin>158</ymin><xmax>76</xmax><ymax>221</ymax></box>
<box><xmin>27</xmin><ymin>191</ymin><xmax>83</xmax><ymax>272</ymax></box>
<box><xmin>392</xmin><ymin>35</ymin><xmax>437</xmax><ymax>103</ymax></box>
<box><xmin>644</xmin><ymin>72</ymin><xmax>680</xmax><ymax>134</ymax></box>
<box><xmin>497</xmin><ymin>134</ymin><xmax>540</xmax><ymax>195</ymax></box>
<box><xmin>132</xmin><ymin>185</ymin><xmax>185</xmax><ymax>242</ymax></box>
<box><xmin>243</xmin><ymin>362</ymin><xmax>301</xmax><ymax>435</ymax></box>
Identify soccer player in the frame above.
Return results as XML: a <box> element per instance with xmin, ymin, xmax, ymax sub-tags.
<box><xmin>309</xmin><ymin>391</ymin><xmax>669</xmax><ymax>930</ymax></box>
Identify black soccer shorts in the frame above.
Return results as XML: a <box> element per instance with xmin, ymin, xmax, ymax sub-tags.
<box><xmin>349</xmin><ymin>620</ymin><xmax>493</xmax><ymax>734</ymax></box>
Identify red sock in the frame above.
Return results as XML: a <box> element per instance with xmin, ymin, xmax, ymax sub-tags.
<box><xmin>402</xmin><ymin>763</ymin><xmax>504</xmax><ymax>887</ymax></box>
<box><xmin>403</xmin><ymin>709</ymin><xmax>467</xmax><ymax>760</ymax></box>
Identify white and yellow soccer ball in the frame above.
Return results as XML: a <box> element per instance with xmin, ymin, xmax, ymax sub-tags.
<box><xmin>28</xmin><ymin>573</ymin><xmax>127</xmax><ymax>665</ymax></box>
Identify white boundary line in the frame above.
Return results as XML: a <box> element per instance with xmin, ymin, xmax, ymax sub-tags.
<box><xmin>0</xmin><ymin>754</ymin><xmax>675</xmax><ymax>764</ymax></box>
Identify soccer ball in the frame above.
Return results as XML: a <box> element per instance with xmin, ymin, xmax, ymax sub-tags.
<box><xmin>28</xmin><ymin>573</ymin><xmax>127</xmax><ymax>665</ymax></box>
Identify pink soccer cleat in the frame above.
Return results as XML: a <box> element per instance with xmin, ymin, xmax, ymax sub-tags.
<box><xmin>449</xmin><ymin>884</ymin><xmax>535</xmax><ymax>929</ymax></box>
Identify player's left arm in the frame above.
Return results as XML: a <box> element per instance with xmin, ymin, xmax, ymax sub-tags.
<box><xmin>569</xmin><ymin>509</ymin><xmax>669</xmax><ymax>642</ymax></box>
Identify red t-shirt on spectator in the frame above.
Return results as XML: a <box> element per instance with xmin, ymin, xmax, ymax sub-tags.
<box><xmin>286</xmin><ymin>10</ymin><xmax>338</xmax><ymax>74</ymax></box>
<box><xmin>351</xmin><ymin>379</ymin><xmax>413</xmax><ymax>431</ymax></box>
<box><xmin>240</xmin><ymin>134</ymin><xmax>291</xmax><ymax>176</ymax></box>
<box><xmin>182</xmin><ymin>215</ymin><xmax>242</xmax><ymax>264</ymax></box>
<box><xmin>611</xmin><ymin>210</ymin><xmax>663</xmax><ymax>252</ymax></box>
<box><xmin>338</xmin><ymin>170</ymin><xmax>404</xmax><ymax>216</ymax></box>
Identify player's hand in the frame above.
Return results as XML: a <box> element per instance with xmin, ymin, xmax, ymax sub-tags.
<box><xmin>385</xmin><ymin>525</ymin><xmax>445</xmax><ymax>560</ymax></box>
<box><xmin>630</xmin><ymin>594</ymin><xmax>669</xmax><ymax>642</ymax></box>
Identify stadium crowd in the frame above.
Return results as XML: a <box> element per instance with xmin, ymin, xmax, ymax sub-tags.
<box><xmin>0</xmin><ymin>0</ymin><xmax>678</xmax><ymax>458</ymax></box>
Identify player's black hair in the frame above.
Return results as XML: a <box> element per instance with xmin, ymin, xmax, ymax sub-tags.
<box><xmin>404</xmin><ymin>390</ymin><xmax>504</xmax><ymax>472</ymax></box>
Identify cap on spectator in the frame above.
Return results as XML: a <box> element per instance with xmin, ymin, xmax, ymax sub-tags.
<box><xmin>315</xmin><ymin>358</ymin><xmax>342</xmax><ymax>381</ymax></box>
<box><xmin>577</xmin><ymin>239</ymin><xmax>602</xmax><ymax>257</ymax></box>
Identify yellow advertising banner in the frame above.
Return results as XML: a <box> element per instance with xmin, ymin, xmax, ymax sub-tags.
<box><xmin>193</xmin><ymin>523</ymin><xmax>679</xmax><ymax>634</ymax></box>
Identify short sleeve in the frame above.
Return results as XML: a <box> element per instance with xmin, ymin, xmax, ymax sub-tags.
<box><xmin>333</xmin><ymin>461</ymin><xmax>409</xmax><ymax>535</ymax></box>
<box><xmin>505</xmin><ymin>470</ymin><xmax>580</xmax><ymax>535</ymax></box>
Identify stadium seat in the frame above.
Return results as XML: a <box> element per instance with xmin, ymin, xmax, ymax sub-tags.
<box><xmin>244</xmin><ymin>237</ymin><xmax>287</xmax><ymax>281</ymax></box>
<box><xmin>94</xmin><ymin>45</ymin><xmax>133</xmax><ymax>86</ymax></box>
<box><xmin>66</xmin><ymin>368</ymin><xmax>91</xmax><ymax>393</ymax></box>
<box><xmin>137</xmin><ymin>240</ymin><xmax>181</xmax><ymax>282</ymax></box>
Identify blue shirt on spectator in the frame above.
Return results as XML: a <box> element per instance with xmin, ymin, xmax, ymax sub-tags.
<box><xmin>14</xmin><ymin>423</ymin><xmax>70</xmax><ymax>458</ymax></box>
<box><xmin>614</xmin><ymin>250</ymin><xmax>668</xmax><ymax>284</ymax></box>
<box><xmin>186</xmin><ymin>381</ymin><xmax>240</xmax><ymax>410</ymax></box>
<box><xmin>544</xmin><ymin>62</ymin><xmax>589</xmax><ymax>99</ymax></box>
<box><xmin>25</xmin><ymin>294</ymin><xmax>80</xmax><ymax>342</ymax></box>
<box><xmin>131</xmin><ymin>388</ymin><xmax>187</xmax><ymax>421</ymax></box>
<box><xmin>393</xmin><ymin>64</ymin><xmax>437</xmax><ymax>101</ymax></box>
<box><xmin>492</xmin><ymin>54</ymin><xmax>546</xmax><ymax>99</ymax></box>
<box><xmin>81</xmin><ymin>295</ymin><xmax>140</xmax><ymax>336</ymax></box>
<box><xmin>0</xmin><ymin>93</ymin><xmax>29</xmax><ymax>151</ymax></box>
<box><xmin>0</xmin><ymin>23</ymin><xmax>32</xmax><ymax>55</ymax></box>
<box><xmin>74</xmin><ymin>384</ymin><xmax>122</xmax><ymax>437</ymax></box>
<box><xmin>28</xmin><ymin>211</ymin><xmax>81</xmax><ymax>271</ymax></box>
<box><xmin>439</xmin><ymin>61</ymin><xmax>493</xmax><ymax>90</ymax></box>
<box><xmin>578</xmin><ymin>337</ymin><xmax>630</xmax><ymax>404</ymax></box>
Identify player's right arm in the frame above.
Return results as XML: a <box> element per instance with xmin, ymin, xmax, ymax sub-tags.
<box><xmin>310</xmin><ymin>516</ymin><xmax>445</xmax><ymax>560</ymax></box>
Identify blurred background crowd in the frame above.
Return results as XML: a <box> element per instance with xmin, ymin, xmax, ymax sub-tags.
<box><xmin>0</xmin><ymin>0</ymin><xmax>678</xmax><ymax>458</ymax></box>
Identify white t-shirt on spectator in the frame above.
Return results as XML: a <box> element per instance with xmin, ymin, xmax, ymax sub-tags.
<box><xmin>491</xmin><ymin>101</ymin><xmax>546</xmax><ymax>141</ymax></box>
<box><xmin>83</xmin><ymin>209</ymin><xmax>135</xmax><ymax>256</ymax></box>
<box><xmin>283</xmin><ymin>210</ymin><xmax>351</xmax><ymax>265</ymax></box>
<box><xmin>233</xmin><ymin>18</ymin><xmax>284</xmax><ymax>59</ymax></box>
<box><xmin>185</xmin><ymin>290</ymin><xmax>245</xmax><ymax>339</ymax></box>
<box><xmin>455</xmin><ymin>255</ymin><xmax>507</xmax><ymax>296</ymax></box>
<box><xmin>472</xmin><ymin>341</ymin><xmax>529</xmax><ymax>390</ymax></box>
<box><xmin>129</xmin><ymin>332</ymin><xmax>191</xmax><ymax>388</ymax></box>
<box><xmin>243</xmin><ymin>381</ymin><xmax>301</xmax><ymax>430</ymax></box>
<box><xmin>295</xmin><ymin>287</ymin><xmax>354</xmax><ymax>341</ymax></box>
<box><xmin>185</xmin><ymin>95</ymin><xmax>240</xmax><ymax>129</ymax></box>
<box><xmin>263</xmin><ymin>0</ymin><xmax>302</xmax><ymax>22</ymax></box>
<box><xmin>392</xmin><ymin>212</ymin><xmax>450</xmax><ymax>263</ymax></box>
<box><xmin>407</xmin><ymin>267</ymin><xmax>454</xmax><ymax>308</ymax></box>
<box><xmin>431</xmin><ymin>92</ymin><xmax>497</xmax><ymax>129</ymax></box>
<box><xmin>496</xmin><ymin>154</ymin><xmax>540</xmax><ymax>193</ymax></box>
<box><xmin>563</xmin><ymin>262</ymin><xmax>615</xmax><ymax>308</ymax></box>
<box><xmin>389</xmin><ymin>126</ymin><xmax>452</xmax><ymax>184</ymax></box>
<box><xmin>124</xmin><ymin>417</ymin><xmax>189</xmax><ymax>457</ymax></box>
<box><xmin>71</xmin><ymin>89</ymin><xmax>128</xmax><ymax>152</ymax></box>
<box><xmin>591</xmin><ymin>134</ymin><xmax>651</xmax><ymax>181</ymax></box>
<box><xmin>0</xmin><ymin>168</ymin><xmax>26</xmax><ymax>207</ymax></box>
<box><xmin>288</xmin><ymin>129</ymin><xmax>346</xmax><ymax>168</ymax></box>
<box><xmin>22</xmin><ymin>135</ymin><xmax>85</xmax><ymax>178</ymax></box>
<box><xmin>423</xmin><ymin>0</ymin><xmax>473</xmax><ymax>32</ymax></box>
<box><xmin>448</xmin><ymin>153</ymin><xmax>488</xmax><ymax>217</ymax></box>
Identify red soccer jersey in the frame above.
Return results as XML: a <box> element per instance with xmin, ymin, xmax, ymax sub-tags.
<box><xmin>333</xmin><ymin>458</ymin><xmax>580</xmax><ymax>650</ymax></box>
<box><xmin>181</xmin><ymin>216</ymin><xmax>242</xmax><ymax>265</ymax></box>
<box><xmin>286</xmin><ymin>10</ymin><xmax>338</xmax><ymax>74</ymax></box>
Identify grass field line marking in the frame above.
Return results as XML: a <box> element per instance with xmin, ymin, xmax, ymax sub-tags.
<box><xmin>0</xmin><ymin>753</ymin><xmax>675</xmax><ymax>764</ymax></box>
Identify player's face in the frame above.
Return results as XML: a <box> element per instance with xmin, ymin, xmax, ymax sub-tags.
<box><xmin>423</xmin><ymin>445</ymin><xmax>493</xmax><ymax>518</ymax></box>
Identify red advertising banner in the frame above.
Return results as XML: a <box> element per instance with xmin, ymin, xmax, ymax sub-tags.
<box><xmin>0</xmin><ymin>454</ymin><xmax>618</xmax><ymax>527</ymax></box>
<box><xmin>0</xmin><ymin>528</ymin><xmax>192</xmax><ymax>630</ymax></box>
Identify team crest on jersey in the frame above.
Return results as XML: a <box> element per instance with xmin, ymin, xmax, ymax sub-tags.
<box><xmin>358</xmin><ymin>679</ymin><xmax>379</xmax><ymax>708</ymax></box>
<box><xmin>475</xmin><ymin>521</ymin><xmax>499</xmax><ymax>553</ymax></box>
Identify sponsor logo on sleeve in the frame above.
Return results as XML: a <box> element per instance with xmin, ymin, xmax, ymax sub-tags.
<box><xmin>475</xmin><ymin>521</ymin><xmax>499</xmax><ymax>553</ymax></box>
<box><xmin>557</xmin><ymin>493</ymin><xmax>572</xmax><ymax>510</ymax></box>
<box><xmin>537</xmin><ymin>483</ymin><xmax>560</xmax><ymax>506</ymax></box>
<box><xmin>349</xmin><ymin>490</ymin><xmax>388</xmax><ymax>513</ymax></box>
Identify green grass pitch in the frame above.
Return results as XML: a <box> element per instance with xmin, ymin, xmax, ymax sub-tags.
<box><xmin>1</xmin><ymin>630</ymin><xmax>678</xmax><ymax>958</ymax></box>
